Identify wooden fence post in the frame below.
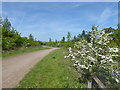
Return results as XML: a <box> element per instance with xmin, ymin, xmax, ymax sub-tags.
<box><xmin>87</xmin><ymin>77</ymin><xmax>92</xmax><ymax>88</ymax></box>
<box><xmin>92</xmin><ymin>75</ymin><xmax>106</xmax><ymax>88</ymax></box>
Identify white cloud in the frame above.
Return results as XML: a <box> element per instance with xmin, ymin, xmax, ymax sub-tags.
<box><xmin>97</xmin><ymin>8</ymin><xmax>112</xmax><ymax>26</ymax></box>
<box><xmin>98</xmin><ymin>8</ymin><xmax>117</xmax><ymax>26</ymax></box>
<box><xmin>88</xmin><ymin>8</ymin><xmax>117</xmax><ymax>26</ymax></box>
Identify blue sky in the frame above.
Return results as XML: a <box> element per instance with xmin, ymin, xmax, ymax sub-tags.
<box><xmin>2</xmin><ymin>2</ymin><xmax>118</xmax><ymax>42</ymax></box>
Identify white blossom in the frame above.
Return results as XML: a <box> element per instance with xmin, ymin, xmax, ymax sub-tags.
<box><xmin>65</xmin><ymin>27</ymin><xmax>119</xmax><ymax>84</ymax></box>
<box><xmin>64</xmin><ymin>56</ymin><xmax>67</xmax><ymax>58</ymax></box>
<box><xmin>109</xmin><ymin>59</ymin><xmax>114</xmax><ymax>63</ymax></box>
<box><xmin>115</xmin><ymin>78</ymin><xmax>119</xmax><ymax>83</ymax></box>
<box><xmin>109</xmin><ymin>48</ymin><xmax>119</xmax><ymax>52</ymax></box>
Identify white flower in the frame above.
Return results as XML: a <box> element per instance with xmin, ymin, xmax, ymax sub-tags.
<box><xmin>101</xmin><ymin>30</ymin><xmax>105</xmax><ymax>34</ymax></box>
<box><xmin>115</xmin><ymin>78</ymin><xmax>119</xmax><ymax>83</ymax></box>
<box><xmin>75</xmin><ymin>61</ymin><xmax>79</xmax><ymax>64</ymax></box>
<box><xmin>98</xmin><ymin>40</ymin><xmax>102</xmax><ymax>44</ymax></box>
<box><xmin>74</xmin><ymin>53</ymin><xmax>78</xmax><ymax>55</ymax></box>
<box><xmin>113</xmin><ymin>48</ymin><xmax>119</xmax><ymax>52</ymax></box>
<box><xmin>73</xmin><ymin>63</ymin><xmax>77</xmax><ymax>67</ymax></box>
<box><xmin>71</xmin><ymin>54</ymin><xmax>73</xmax><ymax>57</ymax></box>
<box><xmin>64</xmin><ymin>56</ymin><xmax>67</xmax><ymax>58</ymax></box>
<box><xmin>78</xmin><ymin>42</ymin><xmax>81</xmax><ymax>44</ymax></box>
<box><xmin>112</xmin><ymin>55</ymin><xmax>119</xmax><ymax>57</ymax></box>
<box><xmin>88</xmin><ymin>43</ymin><xmax>92</xmax><ymax>47</ymax></box>
<box><xmin>101</xmin><ymin>55</ymin><xmax>106</xmax><ymax>59</ymax></box>
<box><xmin>71</xmin><ymin>59</ymin><xmax>75</xmax><ymax>61</ymax></box>
<box><xmin>86</xmin><ymin>51</ymin><xmax>90</xmax><ymax>53</ymax></box>
<box><xmin>87</xmin><ymin>56</ymin><xmax>95</xmax><ymax>61</ymax></box>
<box><xmin>109</xmin><ymin>48</ymin><xmax>119</xmax><ymax>52</ymax></box>
<box><xmin>68</xmin><ymin>54</ymin><xmax>71</xmax><ymax>57</ymax></box>
<box><xmin>77</xmin><ymin>51</ymin><xmax>80</xmax><ymax>53</ymax></box>
<box><xmin>72</xmin><ymin>56</ymin><xmax>75</xmax><ymax>59</ymax></box>
<box><xmin>100</xmin><ymin>60</ymin><xmax>106</xmax><ymax>64</ymax></box>
<box><xmin>82</xmin><ymin>65</ymin><xmax>88</xmax><ymax>69</ymax></box>
<box><xmin>109</xmin><ymin>59</ymin><xmax>114</xmax><ymax>63</ymax></box>
<box><xmin>99</xmin><ymin>48</ymin><xmax>102</xmax><ymax>50</ymax></box>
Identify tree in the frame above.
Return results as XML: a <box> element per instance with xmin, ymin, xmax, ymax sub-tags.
<box><xmin>0</xmin><ymin>16</ymin><xmax>2</xmax><ymax>28</ymax></box>
<box><xmin>66</xmin><ymin>32</ymin><xmax>71</xmax><ymax>41</ymax></box>
<box><xmin>77</xmin><ymin>34</ymin><xmax>81</xmax><ymax>41</ymax></box>
<box><xmin>29</xmin><ymin>34</ymin><xmax>34</xmax><ymax>41</ymax></box>
<box><xmin>81</xmin><ymin>30</ymin><xmax>85</xmax><ymax>37</ymax></box>
<box><xmin>110</xmin><ymin>29</ymin><xmax>120</xmax><ymax>48</ymax></box>
<box><xmin>2</xmin><ymin>18</ymin><xmax>42</xmax><ymax>50</ymax></box>
<box><xmin>2</xmin><ymin>17</ymin><xmax>11</xmax><ymax>30</ymax></box>
<box><xmin>61</xmin><ymin>36</ymin><xmax>65</xmax><ymax>42</ymax></box>
<box><xmin>49</xmin><ymin>38</ymin><xmax>52</xmax><ymax>42</ymax></box>
<box><xmin>0</xmin><ymin>16</ymin><xmax>2</xmax><ymax>47</ymax></box>
<box><xmin>55</xmin><ymin>39</ymin><xmax>58</xmax><ymax>43</ymax></box>
<box><xmin>103</xmin><ymin>27</ymin><xmax>114</xmax><ymax>33</ymax></box>
<box><xmin>73</xmin><ymin>35</ymin><xmax>77</xmax><ymax>42</ymax></box>
<box><xmin>117</xmin><ymin>24</ymin><xmax>120</xmax><ymax>30</ymax></box>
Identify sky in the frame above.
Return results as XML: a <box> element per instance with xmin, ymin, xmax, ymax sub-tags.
<box><xmin>2</xmin><ymin>0</ymin><xmax>120</xmax><ymax>2</ymax></box>
<box><xmin>2</xmin><ymin>2</ymin><xmax>118</xmax><ymax>42</ymax></box>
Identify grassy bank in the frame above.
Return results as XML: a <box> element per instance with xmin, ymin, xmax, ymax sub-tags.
<box><xmin>17</xmin><ymin>48</ymin><xmax>85</xmax><ymax>88</ymax></box>
<box><xmin>2</xmin><ymin>46</ymin><xmax>49</xmax><ymax>59</ymax></box>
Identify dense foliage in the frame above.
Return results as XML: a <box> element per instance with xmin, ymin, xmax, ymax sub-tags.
<box><xmin>1</xmin><ymin>18</ymin><xmax>43</xmax><ymax>50</ymax></box>
<box><xmin>65</xmin><ymin>26</ymin><xmax>120</xmax><ymax>88</ymax></box>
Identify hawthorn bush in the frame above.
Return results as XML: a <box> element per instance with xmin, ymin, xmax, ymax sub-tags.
<box><xmin>65</xmin><ymin>26</ymin><xmax>120</xmax><ymax>88</ymax></box>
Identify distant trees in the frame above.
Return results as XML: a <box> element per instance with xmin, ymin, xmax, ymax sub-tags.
<box><xmin>3</xmin><ymin>16</ymin><xmax>118</xmax><ymax>51</ymax></box>
<box><xmin>81</xmin><ymin>30</ymin><xmax>85</xmax><ymax>37</ymax></box>
<box><xmin>0</xmin><ymin>16</ymin><xmax>2</xmax><ymax>47</ymax></box>
<box><xmin>49</xmin><ymin>38</ymin><xmax>52</xmax><ymax>42</ymax></box>
<box><xmin>55</xmin><ymin>39</ymin><xmax>58</xmax><ymax>43</ymax></box>
<box><xmin>66</xmin><ymin>32</ymin><xmax>71</xmax><ymax>41</ymax></box>
<box><xmin>76</xmin><ymin>34</ymin><xmax>81</xmax><ymax>41</ymax></box>
<box><xmin>42</xmin><ymin>26</ymin><xmax>120</xmax><ymax>50</ymax></box>
<box><xmin>29</xmin><ymin>34</ymin><xmax>34</xmax><ymax>41</ymax></box>
<box><xmin>46</xmin><ymin>30</ymin><xmax>91</xmax><ymax>48</ymax></box>
<box><xmin>73</xmin><ymin>35</ymin><xmax>77</xmax><ymax>42</ymax></box>
<box><xmin>61</xmin><ymin>36</ymin><xmax>65</xmax><ymax>42</ymax></box>
<box><xmin>2</xmin><ymin>17</ymin><xmax>42</xmax><ymax>50</ymax></box>
<box><xmin>0</xmin><ymin>16</ymin><xmax>2</xmax><ymax>28</ymax></box>
<box><xmin>2</xmin><ymin>17</ymin><xmax>11</xmax><ymax>30</ymax></box>
<box><xmin>72</xmin><ymin>30</ymin><xmax>90</xmax><ymax>42</ymax></box>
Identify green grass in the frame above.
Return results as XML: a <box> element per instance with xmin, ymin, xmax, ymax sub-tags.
<box><xmin>17</xmin><ymin>48</ymin><xmax>85</xmax><ymax>88</ymax></box>
<box><xmin>2</xmin><ymin>47</ymin><xmax>49</xmax><ymax>59</ymax></box>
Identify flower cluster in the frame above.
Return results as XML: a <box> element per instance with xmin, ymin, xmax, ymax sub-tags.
<box><xmin>65</xmin><ymin>27</ymin><xmax>120</xmax><ymax>83</ymax></box>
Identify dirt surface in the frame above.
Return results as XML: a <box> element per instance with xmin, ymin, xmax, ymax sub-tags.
<box><xmin>2</xmin><ymin>48</ymin><xmax>58</xmax><ymax>88</ymax></box>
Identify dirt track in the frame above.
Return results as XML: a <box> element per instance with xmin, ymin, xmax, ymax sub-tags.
<box><xmin>2</xmin><ymin>48</ymin><xmax>58</xmax><ymax>88</ymax></box>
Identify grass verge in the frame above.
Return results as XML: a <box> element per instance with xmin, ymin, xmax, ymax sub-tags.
<box><xmin>17</xmin><ymin>48</ymin><xmax>85</xmax><ymax>88</ymax></box>
<box><xmin>2</xmin><ymin>47</ymin><xmax>49</xmax><ymax>59</ymax></box>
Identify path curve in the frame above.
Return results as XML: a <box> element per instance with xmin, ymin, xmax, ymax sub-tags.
<box><xmin>2</xmin><ymin>48</ymin><xmax>58</xmax><ymax>88</ymax></box>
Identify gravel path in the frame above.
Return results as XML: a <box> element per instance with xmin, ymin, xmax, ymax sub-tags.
<box><xmin>2</xmin><ymin>48</ymin><xmax>58</xmax><ymax>88</ymax></box>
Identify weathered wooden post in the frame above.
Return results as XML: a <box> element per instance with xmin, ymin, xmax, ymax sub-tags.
<box><xmin>87</xmin><ymin>69</ymin><xmax>92</xmax><ymax>88</ymax></box>
<box><xmin>92</xmin><ymin>75</ymin><xmax>106</xmax><ymax>88</ymax></box>
<box><xmin>87</xmin><ymin>77</ymin><xmax>92</xmax><ymax>88</ymax></box>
